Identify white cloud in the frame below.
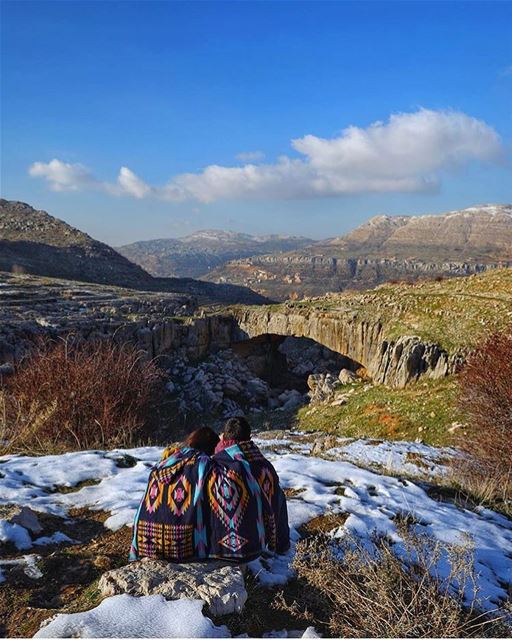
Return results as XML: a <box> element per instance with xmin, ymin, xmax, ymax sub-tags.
<box><xmin>116</xmin><ymin>167</ymin><xmax>152</xmax><ymax>198</ymax></box>
<box><xmin>28</xmin><ymin>159</ymin><xmax>97</xmax><ymax>192</ymax></box>
<box><xmin>29</xmin><ymin>109</ymin><xmax>504</xmax><ymax>203</ymax></box>
<box><xmin>235</xmin><ymin>150</ymin><xmax>265</xmax><ymax>162</ymax></box>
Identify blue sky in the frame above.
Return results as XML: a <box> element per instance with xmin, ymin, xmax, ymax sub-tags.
<box><xmin>1</xmin><ymin>1</ymin><xmax>511</xmax><ymax>245</ymax></box>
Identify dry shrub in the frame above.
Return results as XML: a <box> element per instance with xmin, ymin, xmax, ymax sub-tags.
<box><xmin>277</xmin><ymin>530</ymin><xmax>508</xmax><ymax>638</ymax></box>
<box><xmin>0</xmin><ymin>338</ymin><xmax>164</xmax><ymax>453</ymax></box>
<box><xmin>456</xmin><ymin>329</ymin><xmax>512</xmax><ymax>511</ymax></box>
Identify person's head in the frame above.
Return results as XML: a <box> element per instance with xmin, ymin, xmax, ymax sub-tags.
<box><xmin>185</xmin><ymin>427</ymin><xmax>220</xmax><ymax>456</ymax></box>
<box><xmin>223</xmin><ymin>416</ymin><xmax>251</xmax><ymax>442</ymax></box>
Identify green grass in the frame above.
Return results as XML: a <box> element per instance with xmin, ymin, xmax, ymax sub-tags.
<box><xmin>295</xmin><ymin>377</ymin><xmax>464</xmax><ymax>447</ymax></box>
<box><xmin>225</xmin><ymin>269</ymin><xmax>512</xmax><ymax>354</ymax></box>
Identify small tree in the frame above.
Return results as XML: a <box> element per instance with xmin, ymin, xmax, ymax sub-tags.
<box><xmin>1</xmin><ymin>338</ymin><xmax>164</xmax><ymax>453</ymax></box>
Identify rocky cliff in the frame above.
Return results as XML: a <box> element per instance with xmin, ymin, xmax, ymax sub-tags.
<box><xmin>205</xmin><ymin>204</ymin><xmax>512</xmax><ymax>299</ymax></box>
<box><xmin>2</xmin><ymin>269</ymin><xmax>510</xmax><ymax>388</ymax></box>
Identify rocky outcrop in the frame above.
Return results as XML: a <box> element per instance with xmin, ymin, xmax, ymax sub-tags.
<box><xmin>232</xmin><ymin>308</ymin><xmax>463</xmax><ymax>388</ymax></box>
<box><xmin>99</xmin><ymin>559</ymin><xmax>247</xmax><ymax>616</ymax></box>
<box><xmin>0</xmin><ymin>505</ymin><xmax>42</xmax><ymax>536</ymax></box>
<box><xmin>0</xmin><ymin>272</ymin><xmax>465</xmax><ymax>388</ymax></box>
<box><xmin>207</xmin><ymin>254</ymin><xmax>512</xmax><ymax>301</ymax></box>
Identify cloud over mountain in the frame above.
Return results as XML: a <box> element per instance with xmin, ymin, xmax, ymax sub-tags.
<box><xmin>29</xmin><ymin>109</ymin><xmax>505</xmax><ymax>203</ymax></box>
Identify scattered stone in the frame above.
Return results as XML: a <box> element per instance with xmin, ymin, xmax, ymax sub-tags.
<box><xmin>98</xmin><ymin>558</ymin><xmax>248</xmax><ymax>617</ymax></box>
<box><xmin>338</xmin><ymin>368</ymin><xmax>357</xmax><ymax>384</ymax></box>
<box><xmin>448</xmin><ymin>422</ymin><xmax>465</xmax><ymax>434</ymax></box>
<box><xmin>311</xmin><ymin>435</ymin><xmax>340</xmax><ymax>456</ymax></box>
<box><xmin>0</xmin><ymin>504</ymin><xmax>42</xmax><ymax>535</ymax></box>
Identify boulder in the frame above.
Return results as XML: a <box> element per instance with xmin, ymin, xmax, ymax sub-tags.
<box><xmin>98</xmin><ymin>558</ymin><xmax>247</xmax><ymax>616</ymax></box>
<box><xmin>338</xmin><ymin>368</ymin><xmax>357</xmax><ymax>385</ymax></box>
<box><xmin>311</xmin><ymin>435</ymin><xmax>339</xmax><ymax>456</ymax></box>
<box><xmin>0</xmin><ymin>504</ymin><xmax>42</xmax><ymax>535</ymax></box>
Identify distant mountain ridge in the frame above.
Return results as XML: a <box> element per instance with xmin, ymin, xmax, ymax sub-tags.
<box><xmin>323</xmin><ymin>205</ymin><xmax>512</xmax><ymax>260</ymax></box>
<box><xmin>203</xmin><ymin>204</ymin><xmax>512</xmax><ymax>300</ymax></box>
<box><xmin>0</xmin><ymin>200</ymin><xmax>268</xmax><ymax>305</ymax></box>
<box><xmin>117</xmin><ymin>230</ymin><xmax>313</xmax><ymax>278</ymax></box>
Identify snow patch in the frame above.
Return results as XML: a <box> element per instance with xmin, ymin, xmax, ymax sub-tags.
<box><xmin>35</xmin><ymin>594</ymin><xmax>230</xmax><ymax>638</ymax></box>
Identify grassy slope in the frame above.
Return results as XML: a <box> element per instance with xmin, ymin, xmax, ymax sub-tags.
<box><xmin>251</xmin><ymin>377</ymin><xmax>462</xmax><ymax>447</ymax></box>
<box><xmin>246</xmin><ymin>268</ymin><xmax>512</xmax><ymax>354</ymax></box>
<box><xmin>241</xmin><ymin>271</ymin><xmax>512</xmax><ymax>447</ymax></box>
<box><xmin>296</xmin><ymin>377</ymin><xmax>462</xmax><ymax>447</ymax></box>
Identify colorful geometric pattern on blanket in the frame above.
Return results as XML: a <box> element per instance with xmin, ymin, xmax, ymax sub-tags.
<box><xmin>129</xmin><ymin>441</ymin><xmax>290</xmax><ymax>563</ymax></box>
<box><xmin>129</xmin><ymin>447</ymin><xmax>211</xmax><ymax>562</ymax></box>
<box><xmin>208</xmin><ymin>468</ymin><xmax>249</xmax><ymax>529</ymax></box>
<box><xmin>168</xmin><ymin>474</ymin><xmax>192</xmax><ymax>517</ymax></box>
<box><xmin>210</xmin><ymin>440</ymin><xmax>290</xmax><ymax>560</ymax></box>
<box><xmin>144</xmin><ymin>477</ymin><xmax>164</xmax><ymax>514</ymax></box>
<box><xmin>136</xmin><ymin>520</ymin><xmax>194</xmax><ymax>559</ymax></box>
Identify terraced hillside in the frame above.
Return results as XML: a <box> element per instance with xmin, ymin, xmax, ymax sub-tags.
<box><xmin>205</xmin><ymin>205</ymin><xmax>512</xmax><ymax>300</ymax></box>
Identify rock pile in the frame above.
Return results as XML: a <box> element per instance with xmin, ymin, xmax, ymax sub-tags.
<box><xmin>307</xmin><ymin>369</ymin><xmax>359</xmax><ymax>405</ymax></box>
<box><xmin>167</xmin><ymin>350</ymin><xmax>306</xmax><ymax>417</ymax></box>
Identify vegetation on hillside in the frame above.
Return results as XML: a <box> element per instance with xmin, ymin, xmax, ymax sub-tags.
<box><xmin>230</xmin><ymin>268</ymin><xmax>512</xmax><ymax>353</ymax></box>
<box><xmin>0</xmin><ymin>339</ymin><xmax>164</xmax><ymax>454</ymax></box>
<box><xmin>454</xmin><ymin>327</ymin><xmax>512</xmax><ymax>515</ymax></box>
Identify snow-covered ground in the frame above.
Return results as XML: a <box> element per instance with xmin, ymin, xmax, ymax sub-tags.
<box><xmin>1</xmin><ymin>432</ymin><xmax>511</xmax><ymax>637</ymax></box>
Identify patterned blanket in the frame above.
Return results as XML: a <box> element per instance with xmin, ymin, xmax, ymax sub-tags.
<box><xmin>129</xmin><ymin>441</ymin><xmax>290</xmax><ymax>562</ymax></box>
<box><xmin>210</xmin><ymin>441</ymin><xmax>290</xmax><ymax>559</ymax></box>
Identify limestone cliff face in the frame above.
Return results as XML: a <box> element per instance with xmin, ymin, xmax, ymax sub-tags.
<box><xmin>230</xmin><ymin>308</ymin><xmax>463</xmax><ymax>388</ymax></box>
<box><xmin>205</xmin><ymin>205</ymin><xmax>512</xmax><ymax>300</ymax></box>
<box><xmin>0</xmin><ymin>306</ymin><xmax>460</xmax><ymax>388</ymax></box>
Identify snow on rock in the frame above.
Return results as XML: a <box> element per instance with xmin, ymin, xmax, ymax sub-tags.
<box><xmin>0</xmin><ymin>554</ymin><xmax>43</xmax><ymax>583</ymax></box>
<box><xmin>0</xmin><ymin>446</ymin><xmax>164</xmax><ymax>529</ymax></box>
<box><xmin>34</xmin><ymin>531</ymin><xmax>76</xmax><ymax>546</ymax></box>
<box><xmin>35</xmin><ymin>594</ymin><xmax>230</xmax><ymax>638</ymax></box>
<box><xmin>326</xmin><ymin>438</ymin><xmax>457</xmax><ymax>478</ymax></box>
<box><xmin>0</xmin><ymin>519</ymin><xmax>32</xmax><ymax>550</ymax></box>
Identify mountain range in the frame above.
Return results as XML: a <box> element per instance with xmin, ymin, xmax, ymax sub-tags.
<box><xmin>0</xmin><ymin>200</ymin><xmax>268</xmax><ymax>305</ymax></box>
<box><xmin>117</xmin><ymin>231</ymin><xmax>313</xmax><ymax>278</ymax></box>
<box><xmin>2</xmin><ymin>200</ymin><xmax>511</xmax><ymax>303</ymax></box>
<box><xmin>202</xmin><ymin>204</ymin><xmax>512</xmax><ymax>299</ymax></box>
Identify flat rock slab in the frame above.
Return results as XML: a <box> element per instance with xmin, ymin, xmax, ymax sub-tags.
<box><xmin>0</xmin><ymin>504</ymin><xmax>42</xmax><ymax>534</ymax></box>
<box><xmin>98</xmin><ymin>558</ymin><xmax>247</xmax><ymax>617</ymax></box>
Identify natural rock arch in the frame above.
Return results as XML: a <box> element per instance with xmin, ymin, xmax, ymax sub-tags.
<box><xmin>229</xmin><ymin>308</ymin><xmax>462</xmax><ymax>388</ymax></box>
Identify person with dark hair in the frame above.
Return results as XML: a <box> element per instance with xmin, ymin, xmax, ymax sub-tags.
<box><xmin>218</xmin><ymin>416</ymin><xmax>252</xmax><ymax>448</ymax></box>
<box><xmin>209</xmin><ymin>415</ymin><xmax>290</xmax><ymax>561</ymax></box>
<box><xmin>129</xmin><ymin>427</ymin><xmax>220</xmax><ymax>562</ymax></box>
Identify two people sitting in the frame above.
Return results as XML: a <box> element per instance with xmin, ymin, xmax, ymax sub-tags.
<box><xmin>130</xmin><ymin>417</ymin><xmax>290</xmax><ymax>563</ymax></box>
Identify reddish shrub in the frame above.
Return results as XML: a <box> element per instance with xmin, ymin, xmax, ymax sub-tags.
<box><xmin>1</xmin><ymin>338</ymin><xmax>164</xmax><ymax>453</ymax></box>
<box><xmin>458</xmin><ymin>330</ymin><xmax>512</xmax><ymax>471</ymax></box>
<box><xmin>457</xmin><ymin>329</ymin><xmax>512</xmax><ymax>503</ymax></box>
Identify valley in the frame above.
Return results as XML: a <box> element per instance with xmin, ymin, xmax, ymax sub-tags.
<box><xmin>1</xmin><ymin>200</ymin><xmax>512</xmax><ymax>638</ymax></box>
<box><xmin>204</xmin><ymin>204</ymin><xmax>512</xmax><ymax>299</ymax></box>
